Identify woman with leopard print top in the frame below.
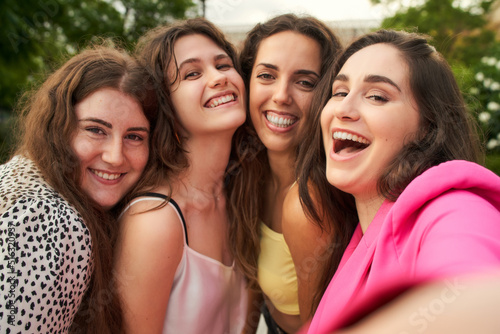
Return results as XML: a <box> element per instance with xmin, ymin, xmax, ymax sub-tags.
<box><xmin>0</xmin><ymin>46</ymin><xmax>158</xmax><ymax>333</ymax></box>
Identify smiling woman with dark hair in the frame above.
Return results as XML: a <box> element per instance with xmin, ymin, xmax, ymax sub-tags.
<box><xmin>226</xmin><ymin>13</ymin><xmax>346</xmax><ymax>334</ymax></box>
<box><xmin>296</xmin><ymin>29</ymin><xmax>500</xmax><ymax>334</ymax></box>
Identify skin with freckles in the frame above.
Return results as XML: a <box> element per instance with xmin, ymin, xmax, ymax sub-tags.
<box><xmin>72</xmin><ymin>88</ymin><xmax>150</xmax><ymax>210</ymax></box>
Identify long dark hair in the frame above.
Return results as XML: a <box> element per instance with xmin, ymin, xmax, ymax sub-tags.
<box><xmin>15</xmin><ymin>46</ymin><xmax>157</xmax><ymax>334</ymax></box>
<box><xmin>226</xmin><ymin>14</ymin><xmax>344</xmax><ymax>315</ymax></box>
<box><xmin>133</xmin><ymin>17</ymin><xmax>241</xmax><ymax>197</ymax></box>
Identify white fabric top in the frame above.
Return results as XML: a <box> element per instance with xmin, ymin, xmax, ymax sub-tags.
<box><xmin>124</xmin><ymin>195</ymin><xmax>248</xmax><ymax>334</ymax></box>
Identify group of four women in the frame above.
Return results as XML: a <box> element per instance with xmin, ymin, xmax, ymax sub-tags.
<box><xmin>1</xmin><ymin>11</ymin><xmax>500</xmax><ymax>334</ymax></box>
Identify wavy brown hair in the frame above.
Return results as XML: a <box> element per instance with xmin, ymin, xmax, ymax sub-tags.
<box><xmin>14</xmin><ymin>46</ymin><xmax>158</xmax><ymax>334</ymax></box>
<box><xmin>226</xmin><ymin>14</ymin><xmax>343</xmax><ymax>312</ymax></box>
<box><xmin>297</xmin><ymin>29</ymin><xmax>485</xmax><ymax>313</ymax></box>
<box><xmin>132</xmin><ymin>17</ymin><xmax>242</xmax><ymax>197</ymax></box>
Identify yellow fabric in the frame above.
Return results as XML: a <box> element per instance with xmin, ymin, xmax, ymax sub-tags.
<box><xmin>258</xmin><ymin>223</ymin><xmax>300</xmax><ymax>315</ymax></box>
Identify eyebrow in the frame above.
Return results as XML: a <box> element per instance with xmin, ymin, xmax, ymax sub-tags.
<box><xmin>79</xmin><ymin>118</ymin><xmax>149</xmax><ymax>133</ymax></box>
<box><xmin>365</xmin><ymin>74</ymin><xmax>401</xmax><ymax>92</ymax></box>
<box><xmin>255</xmin><ymin>63</ymin><xmax>320</xmax><ymax>77</ymax></box>
<box><xmin>333</xmin><ymin>73</ymin><xmax>401</xmax><ymax>92</ymax></box>
<box><xmin>178</xmin><ymin>54</ymin><xmax>231</xmax><ymax>70</ymax></box>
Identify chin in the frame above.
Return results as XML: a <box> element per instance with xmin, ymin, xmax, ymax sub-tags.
<box><xmin>93</xmin><ymin>196</ymin><xmax>119</xmax><ymax>211</ymax></box>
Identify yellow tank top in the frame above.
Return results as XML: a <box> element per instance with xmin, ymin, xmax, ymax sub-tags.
<box><xmin>258</xmin><ymin>222</ymin><xmax>299</xmax><ymax>315</ymax></box>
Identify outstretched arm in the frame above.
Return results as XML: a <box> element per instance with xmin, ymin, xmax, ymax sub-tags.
<box><xmin>114</xmin><ymin>200</ymin><xmax>184</xmax><ymax>334</ymax></box>
<box><xmin>335</xmin><ymin>273</ymin><xmax>500</xmax><ymax>334</ymax></box>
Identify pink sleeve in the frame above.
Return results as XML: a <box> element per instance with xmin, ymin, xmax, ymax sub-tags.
<box><xmin>413</xmin><ymin>189</ymin><xmax>500</xmax><ymax>280</ymax></box>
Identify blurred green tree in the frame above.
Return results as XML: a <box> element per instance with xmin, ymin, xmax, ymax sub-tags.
<box><xmin>0</xmin><ymin>0</ymin><xmax>195</xmax><ymax>162</ymax></box>
<box><xmin>370</xmin><ymin>0</ymin><xmax>500</xmax><ymax>173</ymax></box>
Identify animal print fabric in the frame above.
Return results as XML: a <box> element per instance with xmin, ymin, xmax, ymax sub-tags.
<box><xmin>0</xmin><ymin>156</ymin><xmax>92</xmax><ymax>333</ymax></box>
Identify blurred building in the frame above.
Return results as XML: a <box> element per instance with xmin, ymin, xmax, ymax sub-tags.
<box><xmin>220</xmin><ymin>19</ymin><xmax>381</xmax><ymax>48</ymax></box>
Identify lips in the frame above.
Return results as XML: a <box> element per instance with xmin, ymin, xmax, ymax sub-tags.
<box><xmin>204</xmin><ymin>93</ymin><xmax>236</xmax><ymax>108</ymax></box>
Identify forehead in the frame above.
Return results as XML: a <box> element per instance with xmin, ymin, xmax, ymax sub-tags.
<box><xmin>340</xmin><ymin>43</ymin><xmax>409</xmax><ymax>85</ymax></box>
<box><xmin>255</xmin><ymin>31</ymin><xmax>321</xmax><ymax>71</ymax></box>
<box><xmin>75</xmin><ymin>88</ymin><xmax>147</xmax><ymax>123</ymax></box>
<box><xmin>173</xmin><ymin>33</ymin><xmax>227</xmax><ymax>61</ymax></box>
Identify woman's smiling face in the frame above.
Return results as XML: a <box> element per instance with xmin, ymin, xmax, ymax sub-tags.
<box><xmin>72</xmin><ymin>88</ymin><xmax>150</xmax><ymax>209</ymax></box>
<box><xmin>168</xmin><ymin>33</ymin><xmax>246</xmax><ymax>137</ymax></box>
<box><xmin>321</xmin><ymin>43</ymin><xmax>420</xmax><ymax>202</ymax></box>
<box><xmin>249</xmin><ymin>31</ymin><xmax>321</xmax><ymax>156</ymax></box>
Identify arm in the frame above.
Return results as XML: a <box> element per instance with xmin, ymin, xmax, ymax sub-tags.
<box><xmin>336</xmin><ymin>273</ymin><xmax>500</xmax><ymax>334</ymax></box>
<box><xmin>113</xmin><ymin>200</ymin><xmax>184</xmax><ymax>334</ymax></box>
<box><xmin>282</xmin><ymin>183</ymin><xmax>332</xmax><ymax>322</ymax></box>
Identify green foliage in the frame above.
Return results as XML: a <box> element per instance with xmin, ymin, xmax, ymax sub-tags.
<box><xmin>0</xmin><ymin>0</ymin><xmax>196</xmax><ymax>111</ymax></box>
<box><xmin>371</xmin><ymin>0</ymin><xmax>500</xmax><ymax>156</ymax></box>
<box><xmin>469</xmin><ymin>44</ymin><xmax>500</xmax><ymax>153</ymax></box>
<box><xmin>379</xmin><ymin>0</ymin><xmax>495</xmax><ymax>63</ymax></box>
<box><xmin>0</xmin><ymin>0</ymin><xmax>195</xmax><ymax>163</ymax></box>
<box><xmin>0</xmin><ymin>113</ymin><xmax>16</xmax><ymax>164</ymax></box>
<box><xmin>486</xmin><ymin>153</ymin><xmax>500</xmax><ymax>175</ymax></box>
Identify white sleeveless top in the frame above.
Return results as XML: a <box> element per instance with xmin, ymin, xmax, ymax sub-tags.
<box><xmin>124</xmin><ymin>194</ymin><xmax>248</xmax><ymax>334</ymax></box>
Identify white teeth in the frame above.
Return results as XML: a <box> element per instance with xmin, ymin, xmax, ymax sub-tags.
<box><xmin>91</xmin><ymin>169</ymin><xmax>121</xmax><ymax>180</ymax></box>
<box><xmin>266</xmin><ymin>114</ymin><xmax>297</xmax><ymax>128</ymax></box>
<box><xmin>208</xmin><ymin>94</ymin><xmax>235</xmax><ymax>108</ymax></box>
<box><xmin>333</xmin><ymin>131</ymin><xmax>369</xmax><ymax>145</ymax></box>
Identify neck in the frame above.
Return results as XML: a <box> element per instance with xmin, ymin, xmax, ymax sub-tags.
<box><xmin>174</xmin><ymin>133</ymin><xmax>232</xmax><ymax>201</ymax></box>
<box><xmin>355</xmin><ymin>194</ymin><xmax>386</xmax><ymax>233</ymax></box>
<box><xmin>266</xmin><ymin>148</ymin><xmax>296</xmax><ymax>191</ymax></box>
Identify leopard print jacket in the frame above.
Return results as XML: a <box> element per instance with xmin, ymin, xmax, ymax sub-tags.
<box><xmin>0</xmin><ymin>156</ymin><xmax>92</xmax><ymax>333</ymax></box>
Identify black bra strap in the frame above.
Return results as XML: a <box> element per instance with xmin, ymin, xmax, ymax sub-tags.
<box><xmin>140</xmin><ymin>192</ymin><xmax>189</xmax><ymax>245</ymax></box>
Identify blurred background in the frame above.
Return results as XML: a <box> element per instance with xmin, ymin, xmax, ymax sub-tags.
<box><xmin>1</xmin><ymin>0</ymin><xmax>499</xmax><ymax>174</ymax></box>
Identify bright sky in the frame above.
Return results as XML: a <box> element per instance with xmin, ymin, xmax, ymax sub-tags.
<box><xmin>203</xmin><ymin>0</ymin><xmax>388</xmax><ymax>26</ymax></box>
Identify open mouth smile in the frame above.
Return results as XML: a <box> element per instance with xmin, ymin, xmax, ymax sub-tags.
<box><xmin>333</xmin><ymin>131</ymin><xmax>370</xmax><ymax>155</ymax></box>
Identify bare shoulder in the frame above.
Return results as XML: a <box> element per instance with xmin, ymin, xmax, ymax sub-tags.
<box><xmin>282</xmin><ymin>182</ymin><xmax>326</xmax><ymax>242</ymax></box>
<box><xmin>116</xmin><ymin>198</ymin><xmax>185</xmax><ymax>264</ymax></box>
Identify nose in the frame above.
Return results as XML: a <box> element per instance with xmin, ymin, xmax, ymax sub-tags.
<box><xmin>332</xmin><ymin>94</ymin><xmax>360</xmax><ymax>122</ymax></box>
<box><xmin>208</xmin><ymin>67</ymin><xmax>228</xmax><ymax>88</ymax></box>
<box><xmin>272</xmin><ymin>80</ymin><xmax>292</xmax><ymax>105</ymax></box>
<box><xmin>102</xmin><ymin>137</ymin><xmax>124</xmax><ymax>166</ymax></box>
